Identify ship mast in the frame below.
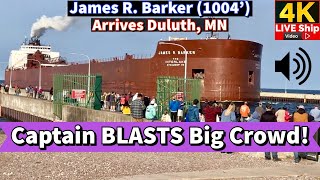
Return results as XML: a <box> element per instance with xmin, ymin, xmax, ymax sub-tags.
<box><xmin>24</xmin><ymin>36</ymin><xmax>27</xmax><ymax>45</ymax></box>
<box><xmin>208</xmin><ymin>16</ymin><xmax>231</xmax><ymax>39</ymax></box>
<box><xmin>209</xmin><ymin>16</ymin><xmax>218</xmax><ymax>39</ymax></box>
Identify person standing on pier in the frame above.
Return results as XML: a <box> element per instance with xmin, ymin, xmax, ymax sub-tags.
<box><xmin>145</xmin><ymin>101</ymin><xmax>157</xmax><ymax>121</ymax></box>
<box><xmin>203</xmin><ymin>101</ymin><xmax>221</xmax><ymax>122</ymax></box>
<box><xmin>29</xmin><ymin>86</ymin><xmax>33</xmax><ymax>98</ymax></box>
<box><xmin>49</xmin><ymin>87</ymin><xmax>53</xmax><ymax>101</ymax></box>
<box><xmin>130</xmin><ymin>93</ymin><xmax>145</xmax><ymax>122</ymax></box>
<box><xmin>4</xmin><ymin>85</ymin><xmax>9</xmax><ymax>94</ymax></box>
<box><xmin>248</xmin><ymin>106</ymin><xmax>264</xmax><ymax>122</ymax></box>
<box><xmin>260</xmin><ymin>104</ymin><xmax>281</xmax><ymax>161</ymax></box>
<box><xmin>33</xmin><ymin>86</ymin><xmax>38</xmax><ymax>99</ymax></box>
<box><xmin>240</xmin><ymin>102</ymin><xmax>250</xmax><ymax>122</ymax></box>
<box><xmin>169</xmin><ymin>96</ymin><xmax>180</xmax><ymax>122</ymax></box>
<box><xmin>290</xmin><ymin>105</ymin><xmax>314</xmax><ymax>122</ymax></box>
<box><xmin>177</xmin><ymin>97</ymin><xmax>185</xmax><ymax>122</ymax></box>
<box><xmin>109</xmin><ymin>92</ymin><xmax>116</xmax><ymax>112</ymax></box>
<box><xmin>275</xmin><ymin>107</ymin><xmax>286</xmax><ymax>122</ymax></box>
<box><xmin>186</xmin><ymin>99</ymin><xmax>200</xmax><ymax>122</ymax></box>
<box><xmin>121</xmin><ymin>101</ymin><xmax>131</xmax><ymax>115</ymax></box>
<box><xmin>120</xmin><ymin>95</ymin><xmax>126</xmax><ymax>107</ymax></box>
<box><xmin>310</xmin><ymin>105</ymin><xmax>320</xmax><ymax>122</ymax></box>
<box><xmin>14</xmin><ymin>86</ymin><xmax>21</xmax><ymax>96</ymax></box>
<box><xmin>290</xmin><ymin>105</ymin><xmax>314</xmax><ymax>163</ymax></box>
<box><xmin>220</xmin><ymin>103</ymin><xmax>236</xmax><ymax>122</ymax></box>
<box><xmin>25</xmin><ymin>86</ymin><xmax>30</xmax><ymax>97</ymax></box>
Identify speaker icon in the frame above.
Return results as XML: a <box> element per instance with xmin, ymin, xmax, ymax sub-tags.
<box><xmin>275</xmin><ymin>47</ymin><xmax>312</xmax><ymax>85</ymax></box>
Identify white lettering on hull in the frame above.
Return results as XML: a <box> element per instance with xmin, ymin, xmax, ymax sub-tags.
<box><xmin>158</xmin><ymin>50</ymin><xmax>196</xmax><ymax>55</ymax></box>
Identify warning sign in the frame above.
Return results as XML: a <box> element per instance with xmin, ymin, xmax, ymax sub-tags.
<box><xmin>71</xmin><ymin>89</ymin><xmax>86</xmax><ymax>99</ymax></box>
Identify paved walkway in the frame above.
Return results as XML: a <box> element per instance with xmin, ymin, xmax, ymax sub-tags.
<box><xmin>114</xmin><ymin>164</ymin><xmax>320</xmax><ymax>180</ymax></box>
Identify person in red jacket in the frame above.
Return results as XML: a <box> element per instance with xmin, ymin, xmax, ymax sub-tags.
<box><xmin>284</xmin><ymin>107</ymin><xmax>291</xmax><ymax>122</ymax></box>
<box><xmin>203</xmin><ymin>101</ymin><xmax>222</xmax><ymax>122</ymax></box>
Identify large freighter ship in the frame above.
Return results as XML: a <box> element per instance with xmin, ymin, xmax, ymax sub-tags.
<box><xmin>5</xmin><ymin>36</ymin><xmax>263</xmax><ymax>102</ymax></box>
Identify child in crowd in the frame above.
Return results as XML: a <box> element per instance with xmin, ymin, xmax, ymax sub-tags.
<box><xmin>199</xmin><ymin>112</ymin><xmax>205</xmax><ymax>122</ymax></box>
<box><xmin>121</xmin><ymin>102</ymin><xmax>131</xmax><ymax>115</ymax></box>
<box><xmin>161</xmin><ymin>111</ymin><xmax>171</xmax><ymax>122</ymax></box>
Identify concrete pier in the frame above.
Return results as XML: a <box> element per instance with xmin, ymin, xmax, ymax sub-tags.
<box><xmin>0</xmin><ymin>93</ymin><xmax>54</xmax><ymax>121</ymax></box>
<box><xmin>0</xmin><ymin>93</ymin><xmax>135</xmax><ymax>122</ymax></box>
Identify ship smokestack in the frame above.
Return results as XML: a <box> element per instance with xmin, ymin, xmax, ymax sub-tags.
<box><xmin>30</xmin><ymin>15</ymin><xmax>76</xmax><ymax>38</ymax></box>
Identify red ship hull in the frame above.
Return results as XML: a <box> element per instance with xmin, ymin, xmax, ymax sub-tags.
<box><xmin>5</xmin><ymin>39</ymin><xmax>263</xmax><ymax>102</ymax></box>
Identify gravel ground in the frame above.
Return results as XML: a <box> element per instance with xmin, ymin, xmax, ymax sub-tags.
<box><xmin>226</xmin><ymin>177</ymin><xmax>319</xmax><ymax>180</ymax></box>
<box><xmin>0</xmin><ymin>134</ymin><xmax>318</xmax><ymax>180</ymax></box>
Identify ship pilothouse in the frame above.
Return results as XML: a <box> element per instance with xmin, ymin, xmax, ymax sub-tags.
<box><xmin>8</xmin><ymin>37</ymin><xmax>66</xmax><ymax>70</ymax></box>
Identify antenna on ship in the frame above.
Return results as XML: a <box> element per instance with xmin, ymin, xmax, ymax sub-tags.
<box><xmin>228</xmin><ymin>33</ymin><xmax>231</xmax><ymax>40</ymax></box>
<box><xmin>208</xmin><ymin>16</ymin><xmax>219</xmax><ymax>39</ymax></box>
<box><xmin>24</xmin><ymin>36</ymin><xmax>27</xmax><ymax>45</ymax></box>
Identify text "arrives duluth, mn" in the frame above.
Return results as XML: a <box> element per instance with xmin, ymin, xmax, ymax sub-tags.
<box><xmin>91</xmin><ymin>18</ymin><xmax>229</xmax><ymax>34</ymax></box>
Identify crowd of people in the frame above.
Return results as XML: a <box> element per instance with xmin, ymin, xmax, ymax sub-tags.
<box><xmin>0</xmin><ymin>84</ymin><xmax>22</xmax><ymax>96</ymax></box>
<box><xmin>101</xmin><ymin>93</ymin><xmax>319</xmax><ymax>163</ymax></box>
<box><xmin>181</xmin><ymin>100</ymin><xmax>319</xmax><ymax>163</ymax></box>
<box><xmin>100</xmin><ymin>91</ymin><xmax>320</xmax><ymax>124</ymax></box>
<box><xmin>100</xmin><ymin>92</ymin><xmax>158</xmax><ymax>122</ymax></box>
<box><xmin>0</xmin><ymin>84</ymin><xmax>54</xmax><ymax>100</ymax></box>
<box><xmin>1</xmin><ymin>85</ymin><xmax>318</xmax><ymax>163</ymax></box>
<box><xmin>25</xmin><ymin>85</ymin><xmax>44</xmax><ymax>99</ymax></box>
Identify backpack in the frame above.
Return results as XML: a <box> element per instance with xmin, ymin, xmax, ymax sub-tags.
<box><xmin>185</xmin><ymin>111</ymin><xmax>189</xmax><ymax>122</ymax></box>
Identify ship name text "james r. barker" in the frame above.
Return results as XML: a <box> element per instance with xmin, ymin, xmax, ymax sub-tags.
<box><xmin>67</xmin><ymin>1</ymin><xmax>253</xmax><ymax>17</ymax></box>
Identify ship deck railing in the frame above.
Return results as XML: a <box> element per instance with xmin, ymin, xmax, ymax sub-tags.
<box><xmin>67</xmin><ymin>54</ymin><xmax>153</xmax><ymax>65</ymax></box>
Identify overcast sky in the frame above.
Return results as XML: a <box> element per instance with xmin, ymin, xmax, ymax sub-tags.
<box><xmin>0</xmin><ymin>1</ymin><xmax>319</xmax><ymax>90</ymax></box>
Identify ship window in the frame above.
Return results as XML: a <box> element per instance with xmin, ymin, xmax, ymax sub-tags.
<box><xmin>192</xmin><ymin>69</ymin><xmax>205</xmax><ymax>79</ymax></box>
<box><xmin>248</xmin><ymin>71</ymin><xmax>254</xmax><ymax>85</ymax></box>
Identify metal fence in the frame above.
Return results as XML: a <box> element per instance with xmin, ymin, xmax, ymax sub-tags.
<box><xmin>156</xmin><ymin>76</ymin><xmax>201</xmax><ymax>119</ymax></box>
<box><xmin>53</xmin><ymin>74</ymin><xmax>102</xmax><ymax>119</ymax></box>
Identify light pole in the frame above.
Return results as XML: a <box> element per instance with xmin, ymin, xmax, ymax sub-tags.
<box><xmin>10</xmin><ymin>68</ymin><xmax>12</xmax><ymax>88</ymax></box>
<box><xmin>28</xmin><ymin>59</ymin><xmax>42</xmax><ymax>89</ymax></box>
<box><xmin>6</xmin><ymin>58</ymin><xmax>29</xmax><ymax>89</ymax></box>
<box><xmin>0</xmin><ymin>62</ymin><xmax>13</xmax><ymax>88</ymax></box>
<box><xmin>159</xmin><ymin>42</ymin><xmax>188</xmax><ymax>101</ymax></box>
<box><xmin>70</xmin><ymin>53</ymin><xmax>91</xmax><ymax>94</ymax></box>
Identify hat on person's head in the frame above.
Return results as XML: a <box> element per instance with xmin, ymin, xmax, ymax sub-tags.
<box><xmin>266</xmin><ymin>103</ymin><xmax>272</xmax><ymax>110</ymax></box>
<box><xmin>298</xmin><ymin>105</ymin><xmax>305</xmax><ymax>109</ymax></box>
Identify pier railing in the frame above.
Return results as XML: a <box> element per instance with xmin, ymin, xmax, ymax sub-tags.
<box><xmin>67</xmin><ymin>54</ymin><xmax>153</xmax><ymax>65</ymax></box>
<box><xmin>260</xmin><ymin>92</ymin><xmax>320</xmax><ymax>104</ymax></box>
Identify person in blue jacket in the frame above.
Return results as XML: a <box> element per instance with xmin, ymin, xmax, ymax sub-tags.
<box><xmin>187</xmin><ymin>99</ymin><xmax>200</xmax><ymax>122</ymax></box>
<box><xmin>169</xmin><ymin>97</ymin><xmax>181</xmax><ymax>122</ymax></box>
<box><xmin>145</xmin><ymin>102</ymin><xmax>157</xmax><ymax>121</ymax></box>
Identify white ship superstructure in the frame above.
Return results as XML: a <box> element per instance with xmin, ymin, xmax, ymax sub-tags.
<box><xmin>8</xmin><ymin>38</ymin><xmax>60</xmax><ymax>69</ymax></box>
